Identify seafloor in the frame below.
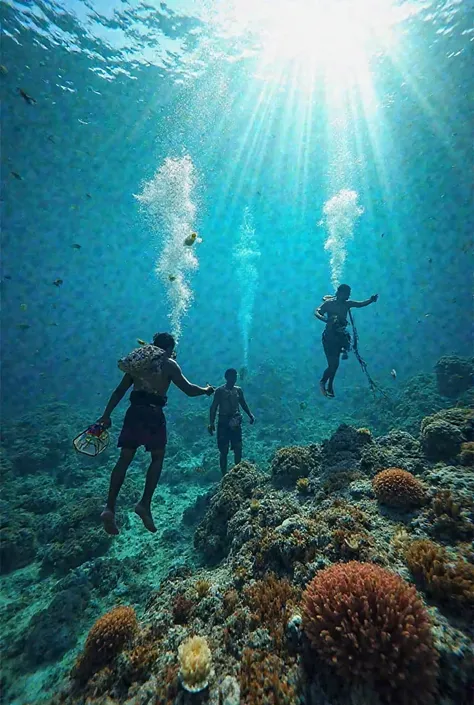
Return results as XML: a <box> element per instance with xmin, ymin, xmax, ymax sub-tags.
<box><xmin>1</xmin><ymin>356</ymin><xmax>473</xmax><ymax>705</ymax></box>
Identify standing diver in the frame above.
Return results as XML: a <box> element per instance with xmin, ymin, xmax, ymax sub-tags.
<box><xmin>314</xmin><ymin>284</ymin><xmax>378</xmax><ymax>398</ymax></box>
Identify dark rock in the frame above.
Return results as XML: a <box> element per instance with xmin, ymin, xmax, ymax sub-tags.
<box><xmin>24</xmin><ymin>585</ymin><xmax>90</xmax><ymax>665</ymax></box>
<box><xmin>435</xmin><ymin>356</ymin><xmax>474</xmax><ymax>398</ymax></box>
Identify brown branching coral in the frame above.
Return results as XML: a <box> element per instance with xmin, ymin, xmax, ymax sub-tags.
<box><xmin>302</xmin><ymin>562</ymin><xmax>439</xmax><ymax>705</ymax></box>
<box><xmin>405</xmin><ymin>539</ymin><xmax>474</xmax><ymax>612</ymax></box>
<box><xmin>372</xmin><ymin>468</ymin><xmax>426</xmax><ymax>507</ymax></box>
<box><xmin>172</xmin><ymin>594</ymin><xmax>194</xmax><ymax>624</ymax></box>
<box><xmin>72</xmin><ymin>606</ymin><xmax>138</xmax><ymax>683</ymax></box>
<box><xmin>240</xmin><ymin>649</ymin><xmax>296</xmax><ymax>705</ymax></box>
<box><xmin>244</xmin><ymin>574</ymin><xmax>300</xmax><ymax>652</ymax></box>
<box><xmin>427</xmin><ymin>490</ymin><xmax>474</xmax><ymax>542</ymax></box>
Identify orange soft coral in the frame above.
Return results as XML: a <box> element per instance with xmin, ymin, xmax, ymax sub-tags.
<box><xmin>73</xmin><ymin>606</ymin><xmax>138</xmax><ymax>683</ymax></box>
<box><xmin>302</xmin><ymin>561</ymin><xmax>438</xmax><ymax>705</ymax></box>
<box><xmin>372</xmin><ymin>467</ymin><xmax>426</xmax><ymax>507</ymax></box>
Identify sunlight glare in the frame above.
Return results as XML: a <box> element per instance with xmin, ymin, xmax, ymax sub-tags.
<box><xmin>215</xmin><ymin>0</ymin><xmax>416</xmax><ymax>85</ymax></box>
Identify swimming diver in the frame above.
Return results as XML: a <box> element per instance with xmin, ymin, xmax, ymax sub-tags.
<box><xmin>208</xmin><ymin>368</ymin><xmax>254</xmax><ymax>475</ymax></box>
<box><xmin>97</xmin><ymin>332</ymin><xmax>214</xmax><ymax>535</ymax></box>
<box><xmin>314</xmin><ymin>284</ymin><xmax>378</xmax><ymax>398</ymax></box>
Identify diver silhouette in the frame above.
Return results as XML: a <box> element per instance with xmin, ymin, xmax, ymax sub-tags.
<box><xmin>208</xmin><ymin>368</ymin><xmax>254</xmax><ymax>475</ymax></box>
<box><xmin>314</xmin><ymin>284</ymin><xmax>378</xmax><ymax>398</ymax></box>
<box><xmin>97</xmin><ymin>332</ymin><xmax>214</xmax><ymax>535</ymax></box>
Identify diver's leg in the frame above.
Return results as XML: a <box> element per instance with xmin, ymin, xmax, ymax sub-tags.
<box><xmin>102</xmin><ymin>448</ymin><xmax>136</xmax><ymax>534</ymax></box>
<box><xmin>320</xmin><ymin>339</ymin><xmax>331</xmax><ymax>395</ymax></box>
<box><xmin>233</xmin><ymin>443</ymin><xmax>243</xmax><ymax>466</ymax></box>
<box><xmin>327</xmin><ymin>353</ymin><xmax>340</xmax><ymax>397</ymax></box>
<box><xmin>219</xmin><ymin>448</ymin><xmax>229</xmax><ymax>475</ymax></box>
<box><xmin>135</xmin><ymin>448</ymin><xmax>165</xmax><ymax>533</ymax></box>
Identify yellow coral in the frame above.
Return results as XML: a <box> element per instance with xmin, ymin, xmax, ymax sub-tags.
<box><xmin>194</xmin><ymin>579</ymin><xmax>212</xmax><ymax>599</ymax></box>
<box><xmin>296</xmin><ymin>477</ymin><xmax>310</xmax><ymax>493</ymax></box>
<box><xmin>178</xmin><ymin>635</ymin><xmax>212</xmax><ymax>692</ymax></box>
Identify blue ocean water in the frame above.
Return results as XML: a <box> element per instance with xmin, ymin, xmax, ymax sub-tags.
<box><xmin>1</xmin><ymin>0</ymin><xmax>473</xmax><ymax>703</ymax></box>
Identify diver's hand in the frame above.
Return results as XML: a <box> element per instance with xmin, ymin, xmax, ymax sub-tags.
<box><xmin>97</xmin><ymin>416</ymin><xmax>111</xmax><ymax>429</ymax></box>
<box><xmin>249</xmin><ymin>414</ymin><xmax>255</xmax><ymax>425</ymax></box>
<box><xmin>208</xmin><ymin>424</ymin><xmax>215</xmax><ymax>435</ymax></box>
<box><xmin>370</xmin><ymin>294</ymin><xmax>379</xmax><ymax>303</ymax></box>
<box><xmin>204</xmin><ymin>385</ymin><xmax>215</xmax><ymax>396</ymax></box>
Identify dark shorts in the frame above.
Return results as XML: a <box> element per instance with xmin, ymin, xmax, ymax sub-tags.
<box><xmin>217</xmin><ymin>419</ymin><xmax>242</xmax><ymax>452</ymax></box>
<box><xmin>323</xmin><ymin>329</ymin><xmax>351</xmax><ymax>358</ymax></box>
<box><xmin>118</xmin><ymin>391</ymin><xmax>167</xmax><ymax>452</ymax></box>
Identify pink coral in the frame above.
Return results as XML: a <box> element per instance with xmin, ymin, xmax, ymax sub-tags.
<box><xmin>302</xmin><ymin>561</ymin><xmax>438</xmax><ymax>704</ymax></box>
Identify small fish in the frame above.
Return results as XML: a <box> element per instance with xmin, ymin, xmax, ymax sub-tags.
<box><xmin>137</xmin><ymin>338</ymin><xmax>147</xmax><ymax>346</ymax></box>
<box><xmin>18</xmin><ymin>88</ymin><xmax>36</xmax><ymax>105</ymax></box>
<box><xmin>86</xmin><ymin>193</ymin><xmax>92</xmax><ymax>199</ymax></box>
<box><xmin>16</xmin><ymin>323</ymin><xmax>30</xmax><ymax>330</ymax></box>
<box><xmin>381</xmin><ymin>233</ymin><xmax>385</xmax><ymax>238</ymax></box>
<box><xmin>0</xmin><ymin>65</ymin><xmax>7</xmax><ymax>75</ymax></box>
<box><xmin>71</xmin><ymin>243</ymin><xmax>81</xmax><ymax>250</ymax></box>
<box><xmin>70</xmin><ymin>205</ymin><xmax>77</xmax><ymax>210</ymax></box>
<box><xmin>48</xmin><ymin>322</ymin><xmax>58</xmax><ymax>326</ymax></box>
<box><xmin>183</xmin><ymin>232</ymin><xmax>203</xmax><ymax>247</ymax></box>
<box><xmin>4</xmin><ymin>275</ymin><xmax>12</xmax><ymax>280</ymax></box>
<box><xmin>427</xmin><ymin>258</ymin><xmax>432</xmax><ymax>264</ymax></box>
<box><xmin>39</xmin><ymin>372</ymin><xmax>46</xmax><ymax>378</ymax></box>
<box><xmin>20</xmin><ymin>303</ymin><xmax>27</xmax><ymax>311</ymax></box>
<box><xmin>299</xmin><ymin>401</ymin><xmax>308</xmax><ymax>410</ymax></box>
<box><xmin>48</xmin><ymin>135</ymin><xmax>56</xmax><ymax>143</ymax></box>
<box><xmin>390</xmin><ymin>369</ymin><xmax>397</xmax><ymax>379</ymax></box>
<box><xmin>11</xmin><ymin>171</ymin><xmax>22</xmax><ymax>180</ymax></box>
<box><xmin>52</xmin><ymin>279</ymin><xmax>63</xmax><ymax>287</ymax></box>
<box><xmin>168</xmin><ymin>275</ymin><xmax>177</xmax><ymax>282</ymax></box>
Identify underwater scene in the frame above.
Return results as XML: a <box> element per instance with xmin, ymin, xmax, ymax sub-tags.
<box><xmin>1</xmin><ymin>0</ymin><xmax>473</xmax><ymax>703</ymax></box>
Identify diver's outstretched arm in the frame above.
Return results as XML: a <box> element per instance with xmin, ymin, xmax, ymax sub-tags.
<box><xmin>349</xmin><ymin>295</ymin><xmax>378</xmax><ymax>308</ymax></box>
<box><xmin>168</xmin><ymin>359</ymin><xmax>214</xmax><ymax>397</ymax></box>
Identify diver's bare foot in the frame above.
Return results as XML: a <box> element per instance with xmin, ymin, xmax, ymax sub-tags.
<box><xmin>134</xmin><ymin>503</ymin><xmax>157</xmax><ymax>533</ymax></box>
<box><xmin>319</xmin><ymin>381</ymin><xmax>327</xmax><ymax>397</ymax></box>
<box><xmin>326</xmin><ymin>390</ymin><xmax>335</xmax><ymax>398</ymax></box>
<box><xmin>101</xmin><ymin>509</ymin><xmax>119</xmax><ymax>535</ymax></box>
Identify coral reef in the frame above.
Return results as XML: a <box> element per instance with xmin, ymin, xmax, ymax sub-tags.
<box><xmin>421</xmin><ymin>408</ymin><xmax>474</xmax><ymax>460</ymax></box>
<box><xmin>425</xmin><ymin>490</ymin><xmax>474</xmax><ymax>542</ymax></box>
<box><xmin>178</xmin><ymin>635</ymin><xmax>212</xmax><ymax>692</ymax></box>
<box><xmin>270</xmin><ymin>445</ymin><xmax>320</xmax><ymax>486</ymax></box>
<box><xmin>240</xmin><ymin>649</ymin><xmax>297</xmax><ymax>705</ymax></box>
<box><xmin>302</xmin><ymin>561</ymin><xmax>439</xmax><ymax>704</ymax></box>
<box><xmin>194</xmin><ymin>461</ymin><xmax>263</xmax><ymax>562</ymax></box>
<box><xmin>72</xmin><ymin>606</ymin><xmax>138</xmax><ymax>683</ymax></box>
<box><xmin>435</xmin><ymin>355</ymin><xmax>474</xmax><ymax>398</ymax></box>
<box><xmin>459</xmin><ymin>441</ymin><xmax>474</xmax><ymax>466</ymax></box>
<box><xmin>372</xmin><ymin>467</ymin><xmax>426</xmax><ymax>507</ymax></box>
<box><xmin>2</xmin><ymin>393</ymin><xmax>474</xmax><ymax>705</ymax></box>
<box><xmin>405</xmin><ymin>540</ymin><xmax>474</xmax><ymax>613</ymax></box>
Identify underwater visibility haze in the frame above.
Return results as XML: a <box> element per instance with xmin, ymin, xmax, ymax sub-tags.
<box><xmin>1</xmin><ymin>0</ymin><xmax>473</xmax><ymax>703</ymax></box>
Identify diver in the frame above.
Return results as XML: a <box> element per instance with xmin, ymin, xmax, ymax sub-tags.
<box><xmin>97</xmin><ymin>332</ymin><xmax>214</xmax><ymax>535</ymax></box>
<box><xmin>314</xmin><ymin>284</ymin><xmax>378</xmax><ymax>398</ymax></box>
<box><xmin>208</xmin><ymin>368</ymin><xmax>254</xmax><ymax>475</ymax></box>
